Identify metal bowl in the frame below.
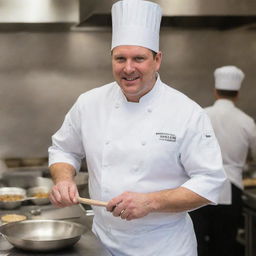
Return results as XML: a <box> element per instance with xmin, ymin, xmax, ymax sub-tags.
<box><xmin>1</xmin><ymin>169</ymin><xmax>44</xmax><ymax>188</ymax></box>
<box><xmin>33</xmin><ymin>177</ymin><xmax>53</xmax><ymax>187</ymax></box>
<box><xmin>27</xmin><ymin>186</ymin><xmax>51</xmax><ymax>205</ymax></box>
<box><xmin>0</xmin><ymin>187</ymin><xmax>26</xmax><ymax>209</ymax></box>
<box><xmin>1</xmin><ymin>173</ymin><xmax>53</xmax><ymax>189</ymax></box>
<box><xmin>0</xmin><ymin>219</ymin><xmax>86</xmax><ymax>252</ymax></box>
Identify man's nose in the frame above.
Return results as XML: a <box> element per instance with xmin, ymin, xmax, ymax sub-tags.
<box><xmin>123</xmin><ymin>60</ymin><xmax>135</xmax><ymax>73</ymax></box>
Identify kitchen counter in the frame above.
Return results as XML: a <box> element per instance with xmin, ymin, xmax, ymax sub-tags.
<box><xmin>243</xmin><ymin>178</ymin><xmax>256</xmax><ymax>188</ymax></box>
<box><xmin>0</xmin><ymin>204</ymin><xmax>111</xmax><ymax>256</ymax></box>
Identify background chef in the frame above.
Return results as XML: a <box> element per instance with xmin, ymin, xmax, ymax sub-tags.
<box><xmin>190</xmin><ymin>66</ymin><xmax>256</xmax><ymax>256</ymax></box>
<box><xmin>48</xmin><ymin>0</ymin><xmax>226</xmax><ymax>255</ymax></box>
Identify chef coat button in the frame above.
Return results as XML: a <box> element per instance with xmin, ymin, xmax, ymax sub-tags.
<box><xmin>141</xmin><ymin>141</ymin><xmax>147</xmax><ymax>146</ymax></box>
<box><xmin>133</xmin><ymin>166</ymin><xmax>139</xmax><ymax>172</ymax></box>
<box><xmin>115</xmin><ymin>103</ymin><xmax>120</xmax><ymax>109</ymax></box>
<box><xmin>147</xmin><ymin>107</ymin><xmax>152</xmax><ymax>113</ymax></box>
<box><xmin>105</xmin><ymin>140</ymin><xmax>110</xmax><ymax>145</ymax></box>
<box><xmin>103</xmin><ymin>163</ymin><xmax>109</xmax><ymax>167</ymax></box>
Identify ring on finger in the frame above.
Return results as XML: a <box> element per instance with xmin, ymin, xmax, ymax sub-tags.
<box><xmin>120</xmin><ymin>209</ymin><xmax>126</xmax><ymax>216</ymax></box>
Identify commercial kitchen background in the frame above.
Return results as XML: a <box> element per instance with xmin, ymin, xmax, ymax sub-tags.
<box><xmin>0</xmin><ymin>0</ymin><xmax>256</xmax><ymax>159</ymax></box>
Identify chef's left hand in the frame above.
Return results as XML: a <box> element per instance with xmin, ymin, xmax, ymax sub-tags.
<box><xmin>106</xmin><ymin>191</ymin><xmax>154</xmax><ymax>221</ymax></box>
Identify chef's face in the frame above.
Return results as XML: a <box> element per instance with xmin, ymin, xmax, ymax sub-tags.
<box><xmin>112</xmin><ymin>45</ymin><xmax>162</xmax><ymax>102</ymax></box>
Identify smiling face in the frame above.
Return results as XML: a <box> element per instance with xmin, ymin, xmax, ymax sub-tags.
<box><xmin>112</xmin><ymin>45</ymin><xmax>162</xmax><ymax>102</ymax></box>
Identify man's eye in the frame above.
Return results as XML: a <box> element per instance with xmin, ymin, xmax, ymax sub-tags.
<box><xmin>115</xmin><ymin>57</ymin><xmax>125</xmax><ymax>62</ymax></box>
<box><xmin>135</xmin><ymin>57</ymin><xmax>145</xmax><ymax>62</ymax></box>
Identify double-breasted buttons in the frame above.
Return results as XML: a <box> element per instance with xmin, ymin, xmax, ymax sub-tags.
<box><xmin>147</xmin><ymin>107</ymin><xmax>152</xmax><ymax>113</ymax></box>
<box><xmin>132</xmin><ymin>166</ymin><xmax>140</xmax><ymax>173</ymax></box>
<box><xmin>141</xmin><ymin>141</ymin><xmax>147</xmax><ymax>146</ymax></box>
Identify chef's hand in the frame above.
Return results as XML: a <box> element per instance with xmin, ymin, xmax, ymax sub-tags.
<box><xmin>49</xmin><ymin>180</ymin><xmax>79</xmax><ymax>207</ymax></box>
<box><xmin>106</xmin><ymin>192</ymin><xmax>154</xmax><ymax>221</ymax></box>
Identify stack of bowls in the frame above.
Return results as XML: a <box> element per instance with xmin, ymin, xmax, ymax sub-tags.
<box><xmin>0</xmin><ymin>187</ymin><xmax>26</xmax><ymax>209</ymax></box>
<box><xmin>27</xmin><ymin>186</ymin><xmax>50</xmax><ymax>205</ymax></box>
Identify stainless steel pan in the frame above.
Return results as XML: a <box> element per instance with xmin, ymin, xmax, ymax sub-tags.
<box><xmin>0</xmin><ymin>219</ymin><xmax>86</xmax><ymax>252</ymax></box>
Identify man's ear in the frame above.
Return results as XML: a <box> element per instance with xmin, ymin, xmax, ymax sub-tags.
<box><xmin>155</xmin><ymin>51</ymin><xmax>162</xmax><ymax>71</ymax></box>
<box><xmin>214</xmin><ymin>88</ymin><xmax>219</xmax><ymax>99</ymax></box>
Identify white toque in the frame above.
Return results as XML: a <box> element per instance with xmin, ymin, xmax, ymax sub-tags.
<box><xmin>214</xmin><ymin>66</ymin><xmax>245</xmax><ymax>91</ymax></box>
<box><xmin>111</xmin><ymin>0</ymin><xmax>162</xmax><ymax>52</ymax></box>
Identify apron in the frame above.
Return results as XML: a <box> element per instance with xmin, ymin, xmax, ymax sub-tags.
<box><xmin>92</xmin><ymin>213</ymin><xmax>197</xmax><ymax>256</ymax></box>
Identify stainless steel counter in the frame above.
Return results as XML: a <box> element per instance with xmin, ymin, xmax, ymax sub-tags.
<box><xmin>0</xmin><ymin>204</ymin><xmax>111</xmax><ymax>256</ymax></box>
<box><xmin>0</xmin><ymin>229</ymin><xmax>111</xmax><ymax>256</ymax></box>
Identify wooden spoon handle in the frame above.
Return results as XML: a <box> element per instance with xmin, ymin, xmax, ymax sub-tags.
<box><xmin>77</xmin><ymin>196</ymin><xmax>108</xmax><ymax>207</ymax></box>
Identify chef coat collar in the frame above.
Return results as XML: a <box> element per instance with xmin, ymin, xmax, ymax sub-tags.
<box><xmin>116</xmin><ymin>73</ymin><xmax>162</xmax><ymax>106</ymax></box>
<box><xmin>214</xmin><ymin>99</ymin><xmax>235</xmax><ymax>108</ymax></box>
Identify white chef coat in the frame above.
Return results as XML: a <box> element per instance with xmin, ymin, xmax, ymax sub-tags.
<box><xmin>49</xmin><ymin>76</ymin><xmax>226</xmax><ymax>256</ymax></box>
<box><xmin>205</xmin><ymin>99</ymin><xmax>256</xmax><ymax>204</ymax></box>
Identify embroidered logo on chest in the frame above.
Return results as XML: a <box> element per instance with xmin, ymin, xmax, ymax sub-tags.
<box><xmin>156</xmin><ymin>132</ymin><xmax>176</xmax><ymax>142</ymax></box>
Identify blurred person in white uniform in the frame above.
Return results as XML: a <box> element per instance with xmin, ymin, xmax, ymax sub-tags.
<box><xmin>48</xmin><ymin>1</ymin><xmax>226</xmax><ymax>255</ymax></box>
<box><xmin>190</xmin><ymin>65</ymin><xmax>256</xmax><ymax>256</ymax></box>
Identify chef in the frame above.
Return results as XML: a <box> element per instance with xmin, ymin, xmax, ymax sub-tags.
<box><xmin>48</xmin><ymin>0</ymin><xmax>226</xmax><ymax>255</ymax></box>
<box><xmin>190</xmin><ymin>66</ymin><xmax>256</xmax><ymax>256</ymax></box>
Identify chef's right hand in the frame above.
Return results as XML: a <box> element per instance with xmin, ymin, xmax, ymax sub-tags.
<box><xmin>49</xmin><ymin>180</ymin><xmax>79</xmax><ymax>207</ymax></box>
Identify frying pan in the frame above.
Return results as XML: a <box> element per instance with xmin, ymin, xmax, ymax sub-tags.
<box><xmin>0</xmin><ymin>219</ymin><xmax>86</xmax><ymax>252</ymax></box>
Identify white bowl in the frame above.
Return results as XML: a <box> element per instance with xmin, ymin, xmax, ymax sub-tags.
<box><xmin>0</xmin><ymin>187</ymin><xmax>26</xmax><ymax>209</ymax></box>
<box><xmin>27</xmin><ymin>186</ymin><xmax>50</xmax><ymax>205</ymax></box>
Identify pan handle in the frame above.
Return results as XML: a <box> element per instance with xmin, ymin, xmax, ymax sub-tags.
<box><xmin>77</xmin><ymin>196</ymin><xmax>108</xmax><ymax>207</ymax></box>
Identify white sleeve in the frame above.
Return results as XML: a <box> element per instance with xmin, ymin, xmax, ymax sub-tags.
<box><xmin>48</xmin><ymin>97</ymin><xmax>85</xmax><ymax>172</ymax></box>
<box><xmin>179</xmin><ymin>111</ymin><xmax>227</xmax><ymax>204</ymax></box>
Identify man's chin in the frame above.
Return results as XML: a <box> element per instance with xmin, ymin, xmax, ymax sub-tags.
<box><xmin>122</xmin><ymin>89</ymin><xmax>143</xmax><ymax>101</ymax></box>
<box><xmin>121</xmin><ymin>86</ymin><xmax>139</xmax><ymax>94</ymax></box>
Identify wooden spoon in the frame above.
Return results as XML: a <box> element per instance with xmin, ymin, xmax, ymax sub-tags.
<box><xmin>77</xmin><ymin>196</ymin><xmax>108</xmax><ymax>207</ymax></box>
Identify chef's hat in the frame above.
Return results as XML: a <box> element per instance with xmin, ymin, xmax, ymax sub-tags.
<box><xmin>214</xmin><ymin>66</ymin><xmax>245</xmax><ymax>91</ymax></box>
<box><xmin>111</xmin><ymin>0</ymin><xmax>162</xmax><ymax>52</ymax></box>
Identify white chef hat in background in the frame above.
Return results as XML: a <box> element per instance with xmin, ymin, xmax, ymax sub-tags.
<box><xmin>214</xmin><ymin>66</ymin><xmax>245</xmax><ymax>91</ymax></box>
<box><xmin>111</xmin><ymin>0</ymin><xmax>162</xmax><ymax>52</ymax></box>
